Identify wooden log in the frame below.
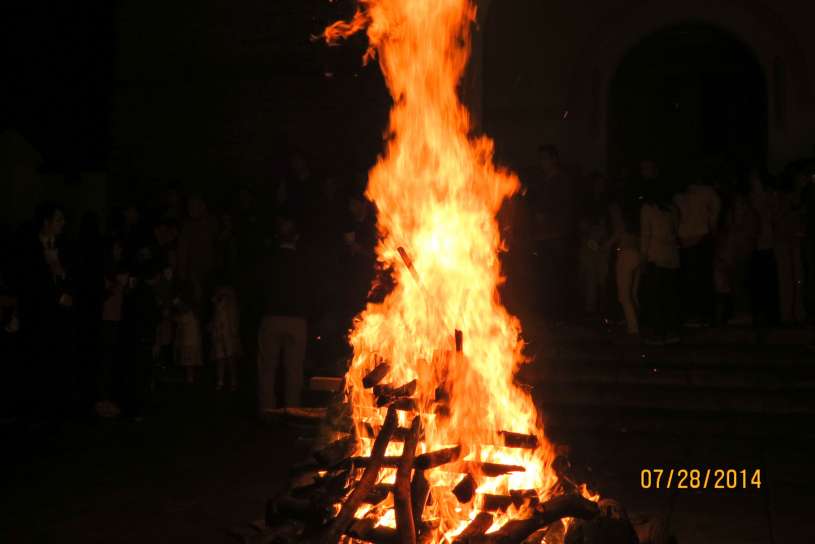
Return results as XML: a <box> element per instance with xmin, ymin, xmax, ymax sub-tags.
<box><xmin>374</xmin><ymin>380</ymin><xmax>417</xmax><ymax>400</ymax></box>
<box><xmin>434</xmin><ymin>386</ymin><xmax>449</xmax><ymax>402</ymax></box>
<box><xmin>414</xmin><ymin>446</ymin><xmax>462</xmax><ymax>470</ymax></box>
<box><xmin>461</xmin><ymin>462</ymin><xmax>526</xmax><ymax>477</ymax></box>
<box><xmin>270</xmin><ymin>495</ymin><xmax>331</xmax><ymax>524</ymax></box>
<box><xmin>395</xmin><ymin>416</ymin><xmax>422</xmax><ymax>544</ymax></box>
<box><xmin>363</xmin><ymin>363</ymin><xmax>391</xmax><ymax>388</ymax></box>
<box><xmin>452</xmin><ymin>512</ymin><xmax>493</xmax><ymax>543</ymax></box>
<box><xmin>347</xmin><ymin>518</ymin><xmax>399</xmax><ymax>544</ymax></box>
<box><xmin>410</xmin><ymin>469</ymin><xmax>430</xmax><ymax>528</ymax></box>
<box><xmin>350</xmin><ymin>456</ymin><xmax>401</xmax><ymax>468</ymax></box>
<box><xmin>391</xmin><ymin>398</ymin><xmax>418</xmax><ymax>412</ymax></box>
<box><xmin>481</xmin><ymin>494</ymin><xmax>513</xmax><ymax>512</ymax></box>
<box><xmin>452</xmin><ymin>473</ymin><xmax>477</xmax><ymax>503</ymax></box>
<box><xmin>313</xmin><ymin>437</ymin><xmax>355</xmax><ymax>467</ymax></box>
<box><xmin>552</xmin><ymin>455</ymin><xmax>579</xmax><ymax>495</ymax></box>
<box><xmin>455</xmin><ymin>330</ymin><xmax>463</xmax><ymax>352</ymax></box>
<box><xmin>364</xmin><ymin>484</ymin><xmax>393</xmax><ymax>505</ymax></box>
<box><xmin>480</xmin><ymin>490</ymin><xmax>538</xmax><ymax>511</ymax></box>
<box><xmin>321</xmin><ymin>406</ymin><xmax>398</xmax><ymax>543</ymax></box>
<box><xmin>470</xmin><ymin>494</ymin><xmax>600</xmax><ymax>544</ymax></box>
<box><xmin>510</xmin><ymin>489</ymin><xmax>539</xmax><ymax>508</ymax></box>
<box><xmin>499</xmin><ymin>431</ymin><xmax>539</xmax><ymax>449</ymax></box>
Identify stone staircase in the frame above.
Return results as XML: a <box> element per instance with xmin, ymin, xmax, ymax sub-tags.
<box><xmin>519</xmin><ymin>326</ymin><xmax>815</xmax><ymax>439</ymax></box>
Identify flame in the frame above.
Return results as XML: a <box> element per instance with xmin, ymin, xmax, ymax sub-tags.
<box><xmin>325</xmin><ymin>0</ymin><xmax>558</xmax><ymax>540</ymax></box>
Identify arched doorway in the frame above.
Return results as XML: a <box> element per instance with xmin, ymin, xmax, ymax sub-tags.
<box><xmin>607</xmin><ymin>23</ymin><xmax>768</xmax><ymax>177</ymax></box>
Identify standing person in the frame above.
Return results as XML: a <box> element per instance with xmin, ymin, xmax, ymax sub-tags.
<box><xmin>98</xmin><ymin>244</ymin><xmax>128</xmax><ymax>418</ymax></box>
<box><xmin>577</xmin><ymin>172</ymin><xmax>610</xmax><ymax>318</ymax></box>
<box><xmin>774</xmin><ymin>169</ymin><xmax>807</xmax><ymax>324</ymax></box>
<box><xmin>529</xmin><ymin>145</ymin><xmax>574</xmax><ymax>326</ymax></box>
<box><xmin>802</xmin><ymin>166</ymin><xmax>815</xmax><ymax>319</ymax></box>
<box><xmin>748</xmin><ymin>169</ymin><xmax>781</xmax><ymax>327</ymax></box>
<box><xmin>209</xmin><ymin>284</ymin><xmax>242</xmax><ymax>391</ymax></box>
<box><xmin>14</xmin><ymin>202</ymin><xmax>76</xmax><ymax>424</ymax></box>
<box><xmin>74</xmin><ymin>211</ymin><xmax>105</xmax><ymax>412</ymax></box>
<box><xmin>174</xmin><ymin>299</ymin><xmax>203</xmax><ymax>384</ymax></box>
<box><xmin>121</xmin><ymin>262</ymin><xmax>161</xmax><ymax>420</ymax></box>
<box><xmin>176</xmin><ymin>194</ymin><xmax>217</xmax><ymax>315</ymax></box>
<box><xmin>257</xmin><ymin>217</ymin><xmax>310</xmax><ymax>413</ymax></box>
<box><xmin>674</xmin><ymin>171</ymin><xmax>721</xmax><ymax>327</ymax></box>
<box><xmin>713</xmin><ymin>180</ymin><xmax>759</xmax><ymax>326</ymax></box>
<box><xmin>607</xmin><ymin>178</ymin><xmax>643</xmax><ymax>337</ymax></box>
<box><xmin>639</xmin><ymin>186</ymin><xmax>681</xmax><ymax>345</ymax></box>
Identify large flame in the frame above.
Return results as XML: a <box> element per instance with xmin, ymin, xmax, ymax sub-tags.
<box><xmin>323</xmin><ymin>0</ymin><xmax>557</xmax><ymax>539</ymax></box>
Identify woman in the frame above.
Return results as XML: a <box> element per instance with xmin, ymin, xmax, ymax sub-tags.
<box><xmin>607</xmin><ymin>179</ymin><xmax>642</xmax><ymax>337</ymax></box>
<box><xmin>639</xmin><ymin>186</ymin><xmax>681</xmax><ymax>345</ymax></box>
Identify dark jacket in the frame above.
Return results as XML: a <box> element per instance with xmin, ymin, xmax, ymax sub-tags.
<box><xmin>260</xmin><ymin>243</ymin><xmax>311</xmax><ymax>318</ymax></box>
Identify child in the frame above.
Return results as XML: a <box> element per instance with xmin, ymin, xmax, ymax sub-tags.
<box><xmin>174</xmin><ymin>299</ymin><xmax>203</xmax><ymax>384</ymax></box>
<box><xmin>209</xmin><ymin>285</ymin><xmax>241</xmax><ymax>391</ymax></box>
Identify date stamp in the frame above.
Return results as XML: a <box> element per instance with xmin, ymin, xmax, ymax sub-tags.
<box><xmin>640</xmin><ymin>468</ymin><xmax>762</xmax><ymax>489</ymax></box>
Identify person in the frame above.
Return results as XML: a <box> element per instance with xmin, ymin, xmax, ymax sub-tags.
<box><xmin>257</xmin><ymin>217</ymin><xmax>310</xmax><ymax>412</ymax></box>
<box><xmin>802</xmin><ymin>164</ymin><xmax>815</xmax><ymax>319</ymax></box>
<box><xmin>214</xmin><ymin>210</ymin><xmax>238</xmax><ymax>285</ymax></box>
<box><xmin>639</xmin><ymin>185</ymin><xmax>681</xmax><ymax>345</ymax></box>
<box><xmin>674</xmin><ymin>170</ymin><xmax>721</xmax><ymax>326</ymax></box>
<box><xmin>748</xmin><ymin>169</ymin><xmax>781</xmax><ymax>327</ymax></box>
<box><xmin>174</xmin><ymin>299</ymin><xmax>203</xmax><ymax>384</ymax></box>
<box><xmin>14</xmin><ymin>202</ymin><xmax>76</xmax><ymax>424</ymax></box>
<box><xmin>774</xmin><ymin>168</ymin><xmax>807</xmax><ymax>324</ymax></box>
<box><xmin>577</xmin><ymin>172</ymin><xmax>610</xmax><ymax>317</ymax></box>
<box><xmin>74</xmin><ymin>211</ymin><xmax>105</xmax><ymax>412</ymax></box>
<box><xmin>176</xmin><ymin>194</ymin><xmax>217</xmax><ymax>314</ymax></box>
<box><xmin>98</xmin><ymin>242</ymin><xmax>128</xmax><ymax>417</ymax></box>
<box><xmin>529</xmin><ymin>145</ymin><xmax>574</xmax><ymax>325</ymax></box>
<box><xmin>607</xmin><ymin>178</ymin><xmax>642</xmax><ymax>337</ymax></box>
<box><xmin>209</xmin><ymin>284</ymin><xmax>242</xmax><ymax>391</ymax></box>
<box><xmin>121</xmin><ymin>262</ymin><xmax>162</xmax><ymax>420</ymax></box>
<box><xmin>712</xmin><ymin>179</ymin><xmax>758</xmax><ymax>326</ymax></box>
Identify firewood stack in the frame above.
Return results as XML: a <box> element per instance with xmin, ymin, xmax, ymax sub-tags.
<box><xmin>229</xmin><ymin>356</ymin><xmax>645</xmax><ymax>544</ymax></box>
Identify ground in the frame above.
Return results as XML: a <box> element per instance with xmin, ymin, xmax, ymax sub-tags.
<box><xmin>2</xmin><ymin>324</ymin><xmax>813</xmax><ymax>543</ymax></box>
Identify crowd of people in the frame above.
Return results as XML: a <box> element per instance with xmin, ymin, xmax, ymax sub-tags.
<box><xmin>2</xmin><ymin>147</ymin><xmax>814</xmax><ymax>425</ymax></box>
<box><xmin>511</xmin><ymin>145</ymin><xmax>815</xmax><ymax>346</ymax></box>
<box><xmin>0</xmin><ymin>154</ymin><xmax>377</xmax><ymax>425</ymax></box>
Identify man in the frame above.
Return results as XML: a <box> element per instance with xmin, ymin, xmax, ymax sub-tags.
<box><xmin>15</xmin><ymin>202</ymin><xmax>75</xmax><ymax>424</ymax></box>
<box><xmin>674</xmin><ymin>169</ymin><xmax>721</xmax><ymax>326</ymax></box>
<box><xmin>529</xmin><ymin>145</ymin><xmax>574</xmax><ymax>325</ymax></box>
<box><xmin>257</xmin><ymin>217</ymin><xmax>310</xmax><ymax>413</ymax></box>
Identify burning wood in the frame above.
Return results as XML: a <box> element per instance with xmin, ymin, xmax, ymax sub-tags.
<box><xmin>452</xmin><ymin>473</ymin><xmax>477</xmax><ymax>503</ymax></box>
<box><xmin>347</xmin><ymin>518</ymin><xmax>399</xmax><ymax>544</ymax></box>
<box><xmin>364</xmin><ymin>484</ymin><xmax>392</xmax><ymax>505</ymax></box>
<box><xmin>468</xmin><ymin>494</ymin><xmax>600</xmax><ymax>543</ymax></box>
<box><xmin>374</xmin><ymin>379</ymin><xmax>418</xmax><ymax>400</ymax></box>
<box><xmin>499</xmin><ymin>431</ymin><xmax>539</xmax><ymax>449</ymax></box>
<box><xmin>461</xmin><ymin>462</ymin><xmax>527</xmax><ymax>477</ymax></box>
<box><xmin>410</xmin><ymin>469</ymin><xmax>430</xmax><ymax>528</ymax></box>
<box><xmin>395</xmin><ymin>416</ymin><xmax>422</xmax><ymax>543</ymax></box>
<box><xmin>363</xmin><ymin>363</ymin><xmax>391</xmax><ymax>388</ymax></box>
<box><xmin>414</xmin><ymin>446</ymin><xmax>463</xmax><ymax>470</ymax></box>
<box><xmin>321</xmin><ymin>406</ymin><xmax>398</xmax><ymax>543</ymax></box>
<box><xmin>453</xmin><ymin>512</ymin><xmax>494</xmax><ymax>543</ymax></box>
